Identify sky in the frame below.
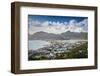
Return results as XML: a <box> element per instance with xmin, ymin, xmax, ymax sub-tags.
<box><xmin>28</xmin><ymin>15</ymin><xmax>88</xmax><ymax>34</ymax></box>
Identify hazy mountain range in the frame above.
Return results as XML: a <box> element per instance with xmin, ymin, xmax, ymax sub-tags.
<box><xmin>28</xmin><ymin>31</ymin><xmax>88</xmax><ymax>40</ymax></box>
<box><xmin>28</xmin><ymin>31</ymin><xmax>87</xmax><ymax>40</ymax></box>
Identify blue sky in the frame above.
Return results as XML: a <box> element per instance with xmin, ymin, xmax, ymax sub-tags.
<box><xmin>28</xmin><ymin>15</ymin><xmax>87</xmax><ymax>23</ymax></box>
<box><xmin>28</xmin><ymin>15</ymin><xmax>88</xmax><ymax>34</ymax></box>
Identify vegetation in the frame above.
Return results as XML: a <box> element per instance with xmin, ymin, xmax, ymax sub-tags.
<box><xmin>55</xmin><ymin>42</ymin><xmax>88</xmax><ymax>59</ymax></box>
<box><xmin>28</xmin><ymin>41</ymin><xmax>88</xmax><ymax>60</ymax></box>
<box><xmin>29</xmin><ymin>55</ymin><xmax>48</xmax><ymax>60</ymax></box>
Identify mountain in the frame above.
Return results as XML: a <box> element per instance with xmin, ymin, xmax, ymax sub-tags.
<box><xmin>28</xmin><ymin>31</ymin><xmax>87</xmax><ymax>40</ymax></box>
<box><xmin>29</xmin><ymin>31</ymin><xmax>64</xmax><ymax>40</ymax></box>
<box><xmin>61</xmin><ymin>31</ymin><xmax>87</xmax><ymax>40</ymax></box>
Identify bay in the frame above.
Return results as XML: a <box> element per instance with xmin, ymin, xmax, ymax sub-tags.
<box><xmin>28</xmin><ymin>40</ymin><xmax>87</xmax><ymax>50</ymax></box>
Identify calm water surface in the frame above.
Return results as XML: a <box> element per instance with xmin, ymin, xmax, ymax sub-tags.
<box><xmin>28</xmin><ymin>40</ymin><xmax>87</xmax><ymax>50</ymax></box>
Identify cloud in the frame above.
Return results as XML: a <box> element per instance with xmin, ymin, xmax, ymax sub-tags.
<box><xmin>78</xmin><ymin>19</ymin><xmax>88</xmax><ymax>32</ymax></box>
<box><xmin>28</xmin><ymin>19</ymin><xmax>41</xmax><ymax>27</ymax></box>
<box><xmin>67</xmin><ymin>19</ymin><xmax>88</xmax><ymax>32</ymax></box>
<box><xmin>29</xmin><ymin>19</ymin><xmax>88</xmax><ymax>34</ymax></box>
<box><xmin>69</xmin><ymin>19</ymin><xmax>77</xmax><ymax>26</ymax></box>
<box><xmin>41</xmin><ymin>21</ymin><xmax>49</xmax><ymax>27</ymax></box>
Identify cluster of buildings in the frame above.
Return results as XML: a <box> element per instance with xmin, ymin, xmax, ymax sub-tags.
<box><xmin>28</xmin><ymin>41</ymin><xmax>86</xmax><ymax>60</ymax></box>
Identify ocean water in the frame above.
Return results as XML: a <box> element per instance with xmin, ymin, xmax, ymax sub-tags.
<box><xmin>28</xmin><ymin>40</ymin><xmax>87</xmax><ymax>50</ymax></box>
<box><xmin>28</xmin><ymin>40</ymin><xmax>50</xmax><ymax>50</ymax></box>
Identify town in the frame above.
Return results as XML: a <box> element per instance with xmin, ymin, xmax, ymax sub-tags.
<box><xmin>28</xmin><ymin>40</ymin><xmax>88</xmax><ymax>60</ymax></box>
